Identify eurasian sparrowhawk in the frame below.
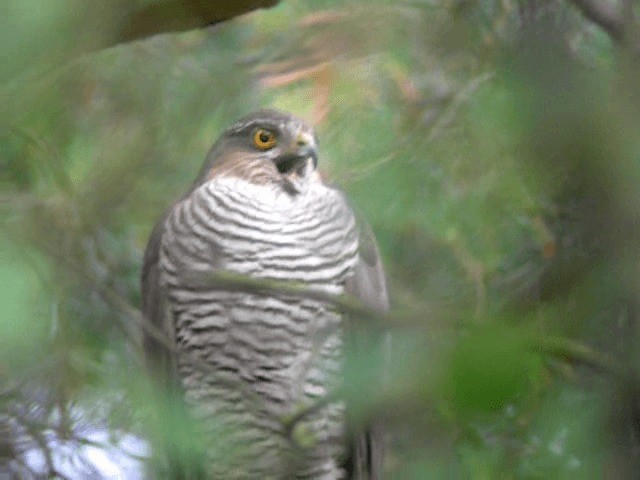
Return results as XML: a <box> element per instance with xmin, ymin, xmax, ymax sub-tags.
<box><xmin>141</xmin><ymin>109</ymin><xmax>388</xmax><ymax>479</ymax></box>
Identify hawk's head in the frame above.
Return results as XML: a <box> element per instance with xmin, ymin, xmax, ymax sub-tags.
<box><xmin>196</xmin><ymin>109</ymin><xmax>319</xmax><ymax>194</ymax></box>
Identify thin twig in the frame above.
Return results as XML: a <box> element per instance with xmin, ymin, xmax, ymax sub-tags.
<box><xmin>281</xmin><ymin>393</ymin><xmax>337</xmax><ymax>442</ymax></box>
<box><xmin>426</xmin><ymin>72</ymin><xmax>494</xmax><ymax>143</ymax></box>
<box><xmin>532</xmin><ymin>335</ymin><xmax>625</xmax><ymax>376</ymax></box>
<box><xmin>186</xmin><ymin>270</ymin><xmax>387</xmax><ymax>325</ymax></box>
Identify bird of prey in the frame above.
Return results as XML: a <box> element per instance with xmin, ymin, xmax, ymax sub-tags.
<box><xmin>141</xmin><ymin>109</ymin><xmax>388</xmax><ymax>479</ymax></box>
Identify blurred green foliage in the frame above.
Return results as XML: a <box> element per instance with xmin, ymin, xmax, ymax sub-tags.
<box><xmin>3</xmin><ymin>0</ymin><xmax>640</xmax><ymax>478</ymax></box>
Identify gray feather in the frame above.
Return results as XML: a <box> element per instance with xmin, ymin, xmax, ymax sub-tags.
<box><xmin>345</xmin><ymin>218</ymin><xmax>389</xmax><ymax>480</ymax></box>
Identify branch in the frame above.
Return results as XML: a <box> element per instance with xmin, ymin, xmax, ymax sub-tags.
<box><xmin>119</xmin><ymin>0</ymin><xmax>281</xmax><ymax>43</ymax></box>
<box><xmin>566</xmin><ymin>0</ymin><xmax>627</xmax><ymax>42</ymax></box>
<box><xmin>188</xmin><ymin>270</ymin><xmax>634</xmax><ymax>377</ymax></box>
<box><xmin>281</xmin><ymin>394</ymin><xmax>336</xmax><ymax>450</ymax></box>
<box><xmin>186</xmin><ymin>270</ymin><xmax>389</xmax><ymax>326</ymax></box>
<box><xmin>532</xmin><ymin>335</ymin><xmax>625</xmax><ymax>376</ymax></box>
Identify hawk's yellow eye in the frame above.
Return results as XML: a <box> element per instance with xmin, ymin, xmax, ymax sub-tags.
<box><xmin>253</xmin><ymin>129</ymin><xmax>277</xmax><ymax>150</ymax></box>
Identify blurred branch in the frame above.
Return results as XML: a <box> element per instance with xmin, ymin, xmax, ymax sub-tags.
<box><xmin>340</xmin><ymin>154</ymin><xmax>398</xmax><ymax>184</ymax></box>
<box><xmin>4</xmin><ymin>124</ymin><xmax>74</xmax><ymax>196</ymax></box>
<box><xmin>188</xmin><ymin>270</ymin><xmax>390</xmax><ymax>326</ymax></box>
<box><xmin>445</xmin><ymin>234</ymin><xmax>487</xmax><ymax>318</ymax></box>
<box><xmin>187</xmin><ymin>270</ymin><xmax>444</xmax><ymax>328</ymax></box>
<box><xmin>192</xmin><ymin>270</ymin><xmax>630</xmax><ymax>380</ymax></box>
<box><xmin>281</xmin><ymin>394</ymin><xmax>336</xmax><ymax>450</ymax></box>
<box><xmin>566</xmin><ymin>0</ymin><xmax>626</xmax><ymax>40</ymax></box>
<box><xmin>426</xmin><ymin>72</ymin><xmax>494</xmax><ymax>142</ymax></box>
<box><xmin>566</xmin><ymin>0</ymin><xmax>640</xmax><ymax>54</ymax></box>
<box><xmin>118</xmin><ymin>0</ymin><xmax>281</xmax><ymax>43</ymax></box>
<box><xmin>533</xmin><ymin>335</ymin><xmax>624</xmax><ymax>376</ymax></box>
<box><xmin>3</xmin><ymin>1</ymin><xmax>282</xmax><ymax>86</ymax></box>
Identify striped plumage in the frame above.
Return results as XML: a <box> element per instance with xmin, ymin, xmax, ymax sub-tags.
<box><xmin>141</xmin><ymin>110</ymin><xmax>388</xmax><ymax>479</ymax></box>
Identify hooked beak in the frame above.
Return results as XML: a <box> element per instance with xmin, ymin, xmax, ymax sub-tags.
<box><xmin>274</xmin><ymin>131</ymin><xmax>318</xmax><ymax>175</ymax></box>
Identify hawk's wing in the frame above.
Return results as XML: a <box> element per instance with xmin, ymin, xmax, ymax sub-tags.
<box><xmin>141</xmin><ymin>209</ymin><xmax>210</xmax><ymax>478</ymax></box>
<box><xmin>344</xmin><ymin>216</ymin><xmax>389</xmax><ymax>480</ymax></box>
<box><xmin>141</xmin><ymin>210</ymin><xmax>177</xmax><ymax>388</ymax></box>
<box><xmin>347</xmin><ymin>219</ymin><xmax>389</xmax><ymax>313</ymax></box>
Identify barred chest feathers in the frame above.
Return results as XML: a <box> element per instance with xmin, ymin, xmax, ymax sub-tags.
<box><xmin>157</xmin><ymin>176</ymin><xmax>360</xmax><ymax>477</ymax></box>
<box><xmin>161</xmin><ymin>177</ymin><xmax>359</xmax><ymax>288</ymax></box>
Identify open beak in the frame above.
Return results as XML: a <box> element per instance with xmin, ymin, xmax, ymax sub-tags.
<box><xmin>275</xmin><ymin>131</ymin><xmax>318</xmax><ymax>175</ymax></box>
